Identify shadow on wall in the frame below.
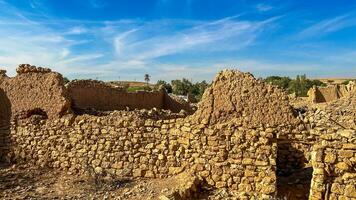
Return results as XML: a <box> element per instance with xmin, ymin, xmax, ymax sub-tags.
<box><xmin>277</xmin><ymin>142</ymin><xmax>312</xmax><ymax>200</ymax></box>
<box><xmin>0</xmin><ymin>88</ymin><xmax>11</xmax><ymax>163</ymax></box>
<box><xmin>315</xmin><ymin>89</ymin><xmax>327</xmax><ymax>103</ymax></box>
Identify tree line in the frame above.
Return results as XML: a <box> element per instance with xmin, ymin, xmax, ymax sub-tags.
<box><xmin>264</xmin><ymin>74</ymin><xmax>326</xmax><ymax>97</ymax></box>
<box><xmin>157</xmin><ymin>74</ymin><xmax>328</xmax><ymax>99</ymax></box>
<box><xmin>62</xmin><ymin>73</ymin><xmax>333</xmax><ymax>100</ymax></box>
<box><xmin>155</xmin><ymin>79</ymin><xmax>209</xmax><ymax>100</ymax></box>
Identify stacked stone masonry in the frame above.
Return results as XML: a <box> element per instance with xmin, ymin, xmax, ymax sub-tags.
<box><xmin>0</xmin><ymin>64</ymin><xmax>355</xmax><ymax>200</ymax></box>
<box><xmin>309</xmin><ymin>129</ymin><xmax>356</xmax><ymax>200</ymax></box>
<box><xmin>8</xmin><ymin>114</ymin><xmax>278</xmax><ymax>199</ymax></box>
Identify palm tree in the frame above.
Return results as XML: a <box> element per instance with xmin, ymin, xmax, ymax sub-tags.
<box><xmin>144</xmin><ymin>74</ymin><xmax>150</xmax><ymax>86</ymax></box>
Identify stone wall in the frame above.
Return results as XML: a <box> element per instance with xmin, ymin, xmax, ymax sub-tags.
<box><xmin>8</xmin><ymin>113</ymin><xmax>278</xmax><ymax>199</ymax></box>
<box><xmin>0</xmin><ymin>64</ymin><xmax>71</xmax><ymax>118</ymax></box>
<box><xmin>309</xmin><ymin>129</ymin><xmax>356</xmax><ymax>200</ymax></box>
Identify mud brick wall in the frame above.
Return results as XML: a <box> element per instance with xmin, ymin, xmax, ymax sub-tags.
<box><xmin>67</xmin><ymin>80</ymin><xmax>165</xmax><ymax>111</ymax></box>
<box><xmin>0</xmin><ymin>64</ymin><xmax>71</xmax><ymax>118</ymax></box>
<box><xmin>308</xmin><ymin>84</ymin><xmax>354</xmax><ymax>103</ymax></box>
<box><xmin>7</xmin><ymin>114</ymin><xmax>278</xmax><ymax>199</ymax></box>
<box><xmin>309</xmin><ymin>129</ymin><xmax>356</xmax><ymax>200</ymax></box>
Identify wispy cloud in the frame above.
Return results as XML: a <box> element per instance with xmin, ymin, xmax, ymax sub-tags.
<box><xmin>112</xmin><ymin>16</ymin><xmax>277</xmax><ymax>62</ymax></box>
<box><xmin>0</xmin><ymin>1</ymin><xmax>102</xmax><ymax>76</ymax></box>
<box><xmin>65</xmin><ymin>26</ymin><xmax>88</xmax><ymax>35</ymax></box>
<box><xmin>256</xmin><ymin>4</ymin><xmax>273</xmax><ymax>12</ymax></box>
<box><xmin>298</xmin><ymin>13</ymin><xmax>356</xmax><ymax>38</ymax></box>
<box><xmin>1</xmin><ymin>0</ymin><xmax>354</xmax><ymax>81</ymax></box>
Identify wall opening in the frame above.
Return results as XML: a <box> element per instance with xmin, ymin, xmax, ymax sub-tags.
<box><xmin>276</xmin><ymin>142</ymin><xmax>313</xmax><ymax>200</ymax></box>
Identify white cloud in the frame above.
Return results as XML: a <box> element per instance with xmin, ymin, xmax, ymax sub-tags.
<box><xmin>58</xmin><ymin>54</ymin><xmax>104</xmax><ymax>65</ymax></box>
<box><xmin>256</xmin><ymin>4</ymin><xmax>273</xmax><ymax>12</ymax></box>
<box><xmin>298</xmin><ymin>14</ymin><xmax>356</xmax><ymax>38</ymax></box>
<box><xmin>65</xmin><ymin>26</ymin><xmax>88</xmax><ymax>35</ymax></box>
<box><xmin>112</xmin><ymin>16</ymin><xmax>275</xmax><ymax>62</ymax></box>
<box><xmin>60</xmin><ymin>48</ymin><xmax>70</xmax><ymax>58</ymax></box>
<box><xmin>114</xmin><ymin>29</ymin><xmax>138</xmax><ymax>56</ymax></box>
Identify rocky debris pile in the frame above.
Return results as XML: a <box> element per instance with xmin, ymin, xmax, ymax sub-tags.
<box><xmin>299</xmin><ymin>91</ymin><xmax>356</xmax><ymax>129</ymax></box>
<box><xmin>159</xmin><ymin>173</ymin><xmax>201</xmax><ymax>200</ymax></box>
<box><xmin>16</xmin><ymin>64</ymin><xmax>51</xmax><ymax>74</ymax></box>
<box><xmin>192</xmin><ymin>69</ymin><xmax>298</xmax><ymax>127</ymax></box>
<box><xmin>72</xmin><ymin>107</ymin><xmax>187</xmax><ymax>120</ymax></box>
<box><xmin>165</xmin><ymin>94</ymin><xmax>196</xmax><ymax>114</ymax></box>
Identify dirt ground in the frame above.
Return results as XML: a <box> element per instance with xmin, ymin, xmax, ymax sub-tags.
<box><xmin>0</xmin><ymin>164</ymin><xmax>233</xmax><ymax>200</ymax></box>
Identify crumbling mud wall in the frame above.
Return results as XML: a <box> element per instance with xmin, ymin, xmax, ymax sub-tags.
<box><xmin>0</xmin><ymin>88</ymin><xmax>11</xmax><ymax>162</ymax></box>
<box><xmin>0</xmin><ymin>64</ymin><xmax>71</xmax><ymax>118</ymax></box>
<box><xmin>308</xmin><ymin>83</ymin><xmax>355</xmax><ymax>103</ymax></box>
<box><xmin>193</xmin><ymin>70</ymin><xmax>298</xmax><ymax>127</ymax></box>
<box><xmin>309</xmin><ymin>129</ymin><xmax>356</xmax><ymax>200</ymax></box>
<box><xmin>68</xmin><ymin>80</ymin><xmax>194</xmax><ymax>113</ymax></box>
<box><xmin>6</xmin><ymin>69</ymin><xmax>301</xmax><ymax>199</ymax></box>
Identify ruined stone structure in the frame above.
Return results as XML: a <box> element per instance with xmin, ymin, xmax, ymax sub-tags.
<box><xmin>67</xmin><ymin>79</ymin><xmax>193</xmax><ymax>114</ymax></box>
<box><xmin>309</xmin><ymin>129</ymin><xmax>356</xmax><ymax>200</ymax></box>
<box><xmin>0</xmin><ymin>64</ymin><xmax>355</xmax><ymax>199</ymax></box>
<box><xmin>308</xmin><ymin>82</ymin><xmax>355</xmax><ymax>103</ymax></box>
<box><xmin>0</xmin><ymin>64</ymin><xmax>71</xmax><ymax>118</ymax></box>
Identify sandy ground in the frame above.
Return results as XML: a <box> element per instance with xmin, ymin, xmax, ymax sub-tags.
<box><xmin>0</xmin><ymin>163</ymin><xmax>232</xmax><ymax>200</ymax></box>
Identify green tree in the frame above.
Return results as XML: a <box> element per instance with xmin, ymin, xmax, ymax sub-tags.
<box><xmin>265</xmin><ymin>76</ymin><xmax>291</xmax><ymax>89</ymax></box>
<box><xmin>171</xmin><ymin>78</ymin><xmax>192</xmax><ymax>95</ymax></box>
<box><xmin>144</xmin><ymin>74</ymin><xmax>150</xmax><ymax>86</ymax></box>
<box><xmin>155</xmin><ymin>80</ymin><xmax>173</xmax><ymax>93</ymax></box>
<box><xmin>192</xmin><ymin>81</ymin><xmax>210</xmax><ymax>100</ymax></box>
<box><xmin>265</xmin><ymin>74</ymin><xmax>326</xmax><ymax>97</ymax></box>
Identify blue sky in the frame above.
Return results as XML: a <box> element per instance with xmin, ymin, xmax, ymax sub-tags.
<box><xmin>0</xmin><ymin>0</ymin><xmax>356</xmax><ymax>81</ymax></box>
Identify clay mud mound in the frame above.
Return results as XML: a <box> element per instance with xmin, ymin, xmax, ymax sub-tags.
<box><xmin>192</xmin><ymin>70</ymin><xmax>299</xmax><ymax>127</ymax></box>
<box><xmin>0</xmin><ymin>65</ymin><xmax>71</xmax><ymax>118</ymax></box>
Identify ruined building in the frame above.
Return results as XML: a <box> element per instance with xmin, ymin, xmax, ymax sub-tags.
<box><xmin>307</xmin><ymin>81</ymin><xmax>355</xmax><ymax>103</ymax></box>
<box><xmin>0</xmin><ymin>64</ymin><xmax>355</xmax><ymax>199</ymax></box>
